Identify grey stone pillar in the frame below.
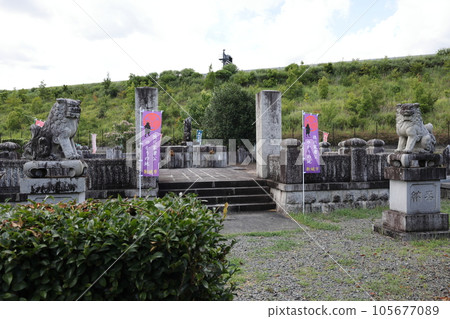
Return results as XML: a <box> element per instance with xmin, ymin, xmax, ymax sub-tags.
<box><xmin>135</xmin><ymin>87</ymin><xmax>158</xmax><ymax>194</ymax></box>
<box><xmin>280</xmin><ymin>138</ymin><xmax>302</xmax><ymax>184</ymax></box>
<box><xmin>339</xmin><ymin>138</ymin><xmax>368</xmax><ymax>182</ymax></box>
<box><xmin>256</xmin><ymin>90</ymin><xmax>282</xmax><ymax>178</ymax></box>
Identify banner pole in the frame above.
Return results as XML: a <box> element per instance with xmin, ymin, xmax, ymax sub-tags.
<box><xmin>139</xmin><ymin>108</ymin><xmax>142</xmax><ymax>198</ymax></box>
<box><xmin>302</xmin><ymin>110</ymin><xmax>305</xmax><ymax>215</ymax></box>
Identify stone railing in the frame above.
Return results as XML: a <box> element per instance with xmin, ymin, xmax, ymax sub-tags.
<box><xmin>0</xmin><ymin>158</ymin><xmax>157</xmax><ymax>202</ymax></box>
<box><xmin>267</xmin><ymin>138</ymin><xmax>391</xmax><ymax>213</ymax></box>
<box><xmin>268</xmin><ymin>138</ymin><xmax>388</xmax><ymax>184</ymax></box>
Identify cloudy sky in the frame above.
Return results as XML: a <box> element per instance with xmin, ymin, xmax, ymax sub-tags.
<box><xmin>0</xmin><ymin>0</ymin><xmax>449</xmax><ymax>90</ymax></box>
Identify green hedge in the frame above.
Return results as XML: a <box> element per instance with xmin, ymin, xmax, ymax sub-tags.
<box><xmin>0</xmin><ymin>194</ymin><xmax>237</xmax><ymax>300</ymax></box>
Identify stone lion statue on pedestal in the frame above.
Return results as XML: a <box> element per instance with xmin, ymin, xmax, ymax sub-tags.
<box><xmin>23</xmin><ymin>98</ymin><xmax>82</xmax><ymax>160</ymax></box>
<box><xmin>395</xmin><ymin>103</ymin><xmax>436</xmax><ymax>153</ymax></box>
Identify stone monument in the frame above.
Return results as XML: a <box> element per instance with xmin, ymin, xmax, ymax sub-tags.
<box><xmin>183</xmin><ymin>117</ymin><xmax>192</xmax><ymax>143</ymax></box>
<box><xmin>20</xmin><ymin>98</ymin><xmax>87</xmax><ymax>203</ymax></box>
<box><xmin>256</xmin><ymin>90</ymin><xmax>282</xmax><ymax>178</ymax></box>
<box><xmin>374</xmin><ymin>103</ymin><xmax>449</xmax><ymax>240</ymax></box>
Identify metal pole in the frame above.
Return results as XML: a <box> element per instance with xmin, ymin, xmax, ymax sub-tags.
<box><xmin>138</xmin><ymin>108</ymin><xmax>142</xmax><ymax>198</ymax></box>
<box><xmin>302</xmin><ymin>110</ymin><xmax>305</xmax><ymax>215</ymax></box>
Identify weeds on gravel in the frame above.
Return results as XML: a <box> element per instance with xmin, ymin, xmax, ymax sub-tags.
<box><xmin>291</xmin><ymin>213</ymin><xmax>341</xmax><ymax>230</ymax></box>
<box><xmin>291</xmin><ymin>206</ymin><xmax>386</xmax><ymax>230</ymax></box>
<box><xmin>224</xmin><ymin>229</ymin><xmax>302</xmax><ymax>239</ymax></box>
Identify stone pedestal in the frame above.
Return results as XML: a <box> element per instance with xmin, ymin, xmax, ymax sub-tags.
<box><xmin>20</xmin><ymin>176</ymin><xmax>87</xmax><ymax>204</ymax></box>
<box><xmin>374</xmin><ymin>164</ymin><xmax>450</xmax><ymax>240</ymax></box>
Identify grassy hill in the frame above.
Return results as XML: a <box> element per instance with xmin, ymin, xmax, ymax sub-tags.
<box><xmin>1</xmin><ymin>49</ymin><xmax>449</xmax><ymax>148</ymax></box>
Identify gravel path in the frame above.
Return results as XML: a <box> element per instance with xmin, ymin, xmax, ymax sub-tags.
<box><xmin>228</xmin><ymin>218</ymin><xmax>450</xmax><ymax>301</ymax></box>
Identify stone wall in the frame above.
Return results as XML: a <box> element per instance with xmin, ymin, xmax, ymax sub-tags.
<box><xmin>268</xmin><ymin>138</ymin><xmax>388</xmax><ymax>184</ymax></box>
<box><xmin>0</xmin><ymin>158</ymin><xmax>157</xmax><ymax>202</ymax></box>
<box><xmin>160</xmin><ymin>144</ymin><xmax>227</xmax><ymax>168</ymax></box>
<box><xmin>268</xmin><ymin>138</ymin><xmax>390</xmax><ymax>213</ymax></box>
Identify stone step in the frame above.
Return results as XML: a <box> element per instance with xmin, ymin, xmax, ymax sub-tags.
<box><xmin>158</xmin><ymin>186</ymin><xmax>271</xmax><ymax>197</ymax></box>
<box><xmin>198</xmin><ymin>194</ymin><xmax>273</xmax><ymax>205</ymax></box>
<box><xmin>158</xmin><ymin>179</ymin><xmax>268</xmax><ymax>190</ymax></box>
<box><xmin>208</xmin><ymin>202</ymin><xmax>277</xmax><ymax>213</ymax></box>
<box><xmin>158</xmin><ymin>178</ymin><xmax>276</xmax><ymax>214</ymax></box>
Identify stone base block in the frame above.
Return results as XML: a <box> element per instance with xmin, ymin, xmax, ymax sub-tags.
<box><xmin>373</xmin><ymin>221</ymin><xmax>450</xmax><ymax>241</ymax></box>
<box><xmin>382</xmin><ymin>210</ymin><xmax>449</xmax><ymax>232</ymax></box>
<box><xmin>389</xmin><ymin>179</ymin><xmax>441</xmax><ymax>214</ymax></box>
<box><xmin>20</xmin><ymin>177</ymin><xmax>86</xmax><ymax>204</ymax></box>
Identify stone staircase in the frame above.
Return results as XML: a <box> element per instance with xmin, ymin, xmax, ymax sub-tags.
<box><xmin>158</xmin><ymin>179</ymin><xmax>276</xmax><ymax>212</ymax></box>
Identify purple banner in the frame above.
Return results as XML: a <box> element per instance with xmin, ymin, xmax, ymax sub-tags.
<box><xmin>141</xmin><ymin>111</ymin><xmax>162</xmax><ymax>177</ymax></box>
<box><xmin>303</xmin><ymin>113</ymin><xmax>320</xmax><ymax>174</ymax></box>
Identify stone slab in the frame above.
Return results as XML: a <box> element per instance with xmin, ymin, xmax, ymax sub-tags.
<box><xmin>373</xmin><ymin>221</ymin><xmax>450</xmax><ymax>241</ymax></box>
<box><xmin>389</xmin><ymin>180</ymin><xmax>441</xmax><ymax>214</ymax></box>
<box><xmin>20</xmin><ymin>177</ymin><xmax>86</xmax><ymax>194</ymax></box>
<box><xmin>382</xmin><ymin>210</ymin><xmax>449</xmax><ymax>232</ymax></box>
<box><xmin>384</xmin><ymin>167</ymin><xmax>447</xmax><ymax>181</ymax></box>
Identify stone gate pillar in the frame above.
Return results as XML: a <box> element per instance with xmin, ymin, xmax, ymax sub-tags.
<box><xmin>135</xmin><ymin>87</ymin><xmax>158</xmax><ymax>196</ymax></box>
<box><xmin>256</xmin><ymin>90</ymin><xmax>282</xmax><ymax>178</ymax></box>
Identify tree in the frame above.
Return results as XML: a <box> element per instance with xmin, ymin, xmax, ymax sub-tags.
<box><xmin>317</xmin><ymin>76</ymin><xmax>329</xmax><ymax>99</ymax></box>
<box><xmin>39</xmin><ymin>80</ymin><xmax>51</xmax><ymax>101</ymax></box>
<box><xmin>103</xmin><ymin>72</ymin><xmax>112</xmax><ymax>95</ymax></box>
<box><xmin>6</xmin><ymin>110</ymin><xmax>23</xmax><ymax>130</ymax></box>
<box><xmin>204</xmin><ymin>65</ymin><xmax>216</xmax><ymax>90</ymax></box>
<box><xmin>204</xmin><ymin>83</ymin><xmax>255</xmax><ymax>144</ymax></box>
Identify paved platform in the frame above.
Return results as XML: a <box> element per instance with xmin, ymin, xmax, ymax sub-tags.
<box><xmin>221</xmin><ymin>211</ymin><xmax>300</xmax><ymax>234</ymax></box>
<box><xmin>159</xmin><ymin>164</ymin><xmax>258</xmax><ymax>183</ymax></box>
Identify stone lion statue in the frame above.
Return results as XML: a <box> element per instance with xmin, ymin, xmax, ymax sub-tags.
<box><xmin>395</xmin><ymin>103</ymin><xmax>435</xmax><ymax>153</ymax></box>
<box><xmin>23</xmin><ymin>98</ymin><xmax>82</xmax><ymax>160</ymax></box>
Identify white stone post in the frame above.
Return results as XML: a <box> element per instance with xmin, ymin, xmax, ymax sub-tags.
<box><xmin>256</xmin><ymin>90</ymin><xmax>282</xmax><ymax>178</ymax></box>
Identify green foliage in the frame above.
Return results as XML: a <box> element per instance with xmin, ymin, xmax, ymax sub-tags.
<box><xmin>204</xmin><ymin>69</ymin><xmax>216</xmax><ymax>90</ymax></box>
<box><xmin>104</xmin><ymin>120</ymin><xmax>134</xmax><ymax>148</ymax></box>
<box><xmin>0</xmin><ymin>194</ymin><xmax>236</xmax><ymax>300</ymax></box>
<box><xmin>204</xmin><ymin>83</ymin><xmax>255</xmax><ymax>144</ymax></box>
<box><xmin>413</xmin><ymin>80</ymin><xmax>437</xmax><ymax>113</ymax></box>
<box><xmin>0</xmin><ymin>51</ymin><xmax>449</xmax><ymax>143</ymax></box>
<box><xmin>6</xmin><ymin>111</ymin><xmax>24</xmax><ymax>131</ymax></box>
<box><xmin>317</xmin><ymin>76</ymin><xmax>329</xmax><ymax>99</ymax></box>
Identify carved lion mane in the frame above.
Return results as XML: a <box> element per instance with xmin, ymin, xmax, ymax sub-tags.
<box><xmin>23</xmin><ymin>98</ymin><xmax>82</xmax><ymax>160</ymax></box>
<box><xmin>395</xmin><ymin>103</ymin><xmax>435</xmax><ymax>153</ymax></box>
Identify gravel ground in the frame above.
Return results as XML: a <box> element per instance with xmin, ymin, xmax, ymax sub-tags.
<box><xmin>228</xmin><ymin>218</ymin><xmax>450</xmax><ymax>301</ymax></box>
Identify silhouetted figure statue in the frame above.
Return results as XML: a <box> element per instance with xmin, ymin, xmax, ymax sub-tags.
<box><xmin>144</xmin><ymin>122</ymin><xmax>151</xmax><ymax>137</ymax></box>
<box><xmin>219</xmin><ymin>49</ymin><xmax>233</xmax><ymax>66</ymax></box>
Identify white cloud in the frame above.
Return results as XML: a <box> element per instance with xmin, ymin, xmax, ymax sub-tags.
<box><xmin>0</xmin><ymin>0</ymin><xmax>448</xmax><ymax>90</ymax></box>
<box><xmin>327</xmin><ymin>0</ymin><xmax>450</xmax><ymax>61</ymax></box>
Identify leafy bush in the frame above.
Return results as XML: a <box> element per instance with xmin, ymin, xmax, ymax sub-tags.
<box><xmin>0</xmin><ymin>194</ymin><xmax>236</xmax><ymax>300</ymax></box>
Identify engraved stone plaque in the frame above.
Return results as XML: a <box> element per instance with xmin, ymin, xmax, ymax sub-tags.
<box><xmin>409</xmin><ymin>183</ymin><xmax>439</xmax><ymax>214</ymax></box>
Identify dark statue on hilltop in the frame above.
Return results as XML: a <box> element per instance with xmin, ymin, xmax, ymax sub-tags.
<box><xmin>23</xmin><ymin>98</ymin><xmax>82</xmax><ymax>160</ymax></box>
<box><xmin>219</xmin><ymin>49</ymin><xmax>233</xmax><ymax>66</ymax></box>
